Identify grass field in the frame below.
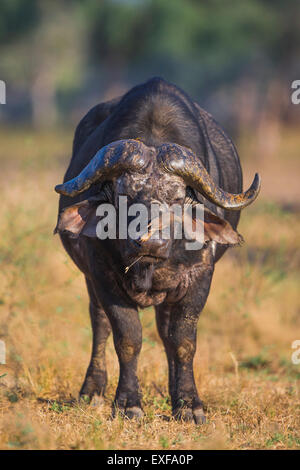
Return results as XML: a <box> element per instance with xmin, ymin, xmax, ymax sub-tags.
<box><xmin>0</xmin><ymin>127</ymin><xmax>299</xmax><ymax>450</ymax></box>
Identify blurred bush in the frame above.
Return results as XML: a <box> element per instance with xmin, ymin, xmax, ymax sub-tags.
<box><xmin>0</xmin><ymin>0</ymin><xmax>299</xmax><ymax>130</ymax></box>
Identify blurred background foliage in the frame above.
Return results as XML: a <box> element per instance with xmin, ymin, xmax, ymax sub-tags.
<box><xmin>0</xmin><ymin>0</ymin><xmax>299</xmax><ymax>131</ymax></box>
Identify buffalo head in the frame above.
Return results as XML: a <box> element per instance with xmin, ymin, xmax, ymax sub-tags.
<box><xmin>55</xmin><ymin>139</ymin><xmax>260</xmax><ymax>272</ymax></box>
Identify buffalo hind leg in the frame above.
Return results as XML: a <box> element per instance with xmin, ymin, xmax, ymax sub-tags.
<box><xmin>79</xmin><ymin>279</ymin><xmax>111</xmax><ymax>403</ymax></box>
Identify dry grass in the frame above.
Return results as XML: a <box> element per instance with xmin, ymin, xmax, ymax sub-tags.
<box><xmin>0</xmin><ymin>127</ymin><xmax>299</xmax><ymax>450</ymax></box>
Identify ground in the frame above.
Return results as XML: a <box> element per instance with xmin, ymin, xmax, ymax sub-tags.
<box><xmin>0</xmin><ymin>128</ymin><xmax>299</xmax><ymax>450</ymax></box>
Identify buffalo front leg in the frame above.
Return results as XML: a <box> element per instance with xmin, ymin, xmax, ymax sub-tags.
<box><xmin>108</xmin><ymin>304</ymin><xmax>143</xmax><ymax>419</ymax></box>
<box><xmin>80</xmin><ymin>279</ymin><xmax>111</xmax><ymax>402</ymax></box>
<box><xmin>167</xmin><ymin>266</ymin><xmax>214</xmax><ymax>424</ymax></box>
<box><xmin>88</xmin><ymin>244</ymin><xmax>144</xmax><ymax>420</ymax></box>
<box><xmin>155</xmin><ymin>305</ymin><xmax>175</xmax><ymax>399</ymax></box>
<box><xmin>92</xmin><ymin>276</ymin><xmax>143</xmax><ymax>419</ymax></box>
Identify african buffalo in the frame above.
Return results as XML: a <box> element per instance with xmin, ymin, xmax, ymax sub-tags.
<box><xmin>55</xmin><ymin>77</ymin><xmax>260</xmax><ymax>423</ymax></box>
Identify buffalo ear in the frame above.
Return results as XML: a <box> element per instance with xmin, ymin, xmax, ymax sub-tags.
<box><xmin>203</xmin><ymin>208</ymin><xmax>243</xmax><ymax>245</ymax></box>
<box><xmin>54</xmin><ymin>197</ymin><xmax>101</xmax><ymax>238</ymax></box>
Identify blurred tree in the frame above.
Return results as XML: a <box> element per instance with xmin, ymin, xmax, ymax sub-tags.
<box><xmin>0</xmin><ymin>0</ymin><xmax>39</xmax><ymax>45</ymax></box>
<box><xmin>77</xmin><ymin>0</ymin><xmax>293</xmax><ymax>92</ymax></box>
<box><xmin>75</xmin><ymin>0</ymin><xmax>300</xmax><ymax>129</ymax></box>
<box><xmin>0</xmin><ymin>0</ymin><xmax>299</xmax><ymax>126</ymax></box>
<box><xmin>0</xmin><ymin>1</ymin><xmax>85</xmax><ymax>127</ymax></box>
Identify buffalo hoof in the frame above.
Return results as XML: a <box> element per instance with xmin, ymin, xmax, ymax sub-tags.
<box><xmin>90</xmin><ymin>394</ymin><xmax>105</xmax><ymax>407</ymax></box>
<box><xmin>79</xmin><ymin>394</ymin><xmax>92</xmax><ymax>404</ymax></box>
<box><xmin>192</xmin><ymin>407</ymin><xmax>206</xmax><ymax>425</ymax></box>
<box><xmin>79</xmin><ymin>393</ymin><xmax>104</xmax><ymax>405</ymax></box>
<box><xmin>125</xmin><ymin>406</ymin><xmax>144</xmax><ymax>420</ymax></box>
<box><xmin>112</xmin><ymin>404</ymin><xmax>144</xmax><ymax>420</ymax></box>
<box><xmin>79</xmin><ymin>373</ymin><xmax>107</xmax><ymax>403</ymax></box>
<box><xmin>173</xmin><ymin>406</ymin><xmax>206</xmax><ymax>424</ymax></box>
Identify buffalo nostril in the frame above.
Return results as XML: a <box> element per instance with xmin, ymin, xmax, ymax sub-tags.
<box><xmin>148</xmin><ymin>238</ymin><xmax>168</xmax><ymax>247</ymax></box>
<box><xmin>128</xmin><ymin>237</ymin><xmax>170</xmax><ymax>257</ymax></box>
<box><xmin>140</xmin><ymin>238</ymin><xmax>170</xmax><ymax>253</ymax></box>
